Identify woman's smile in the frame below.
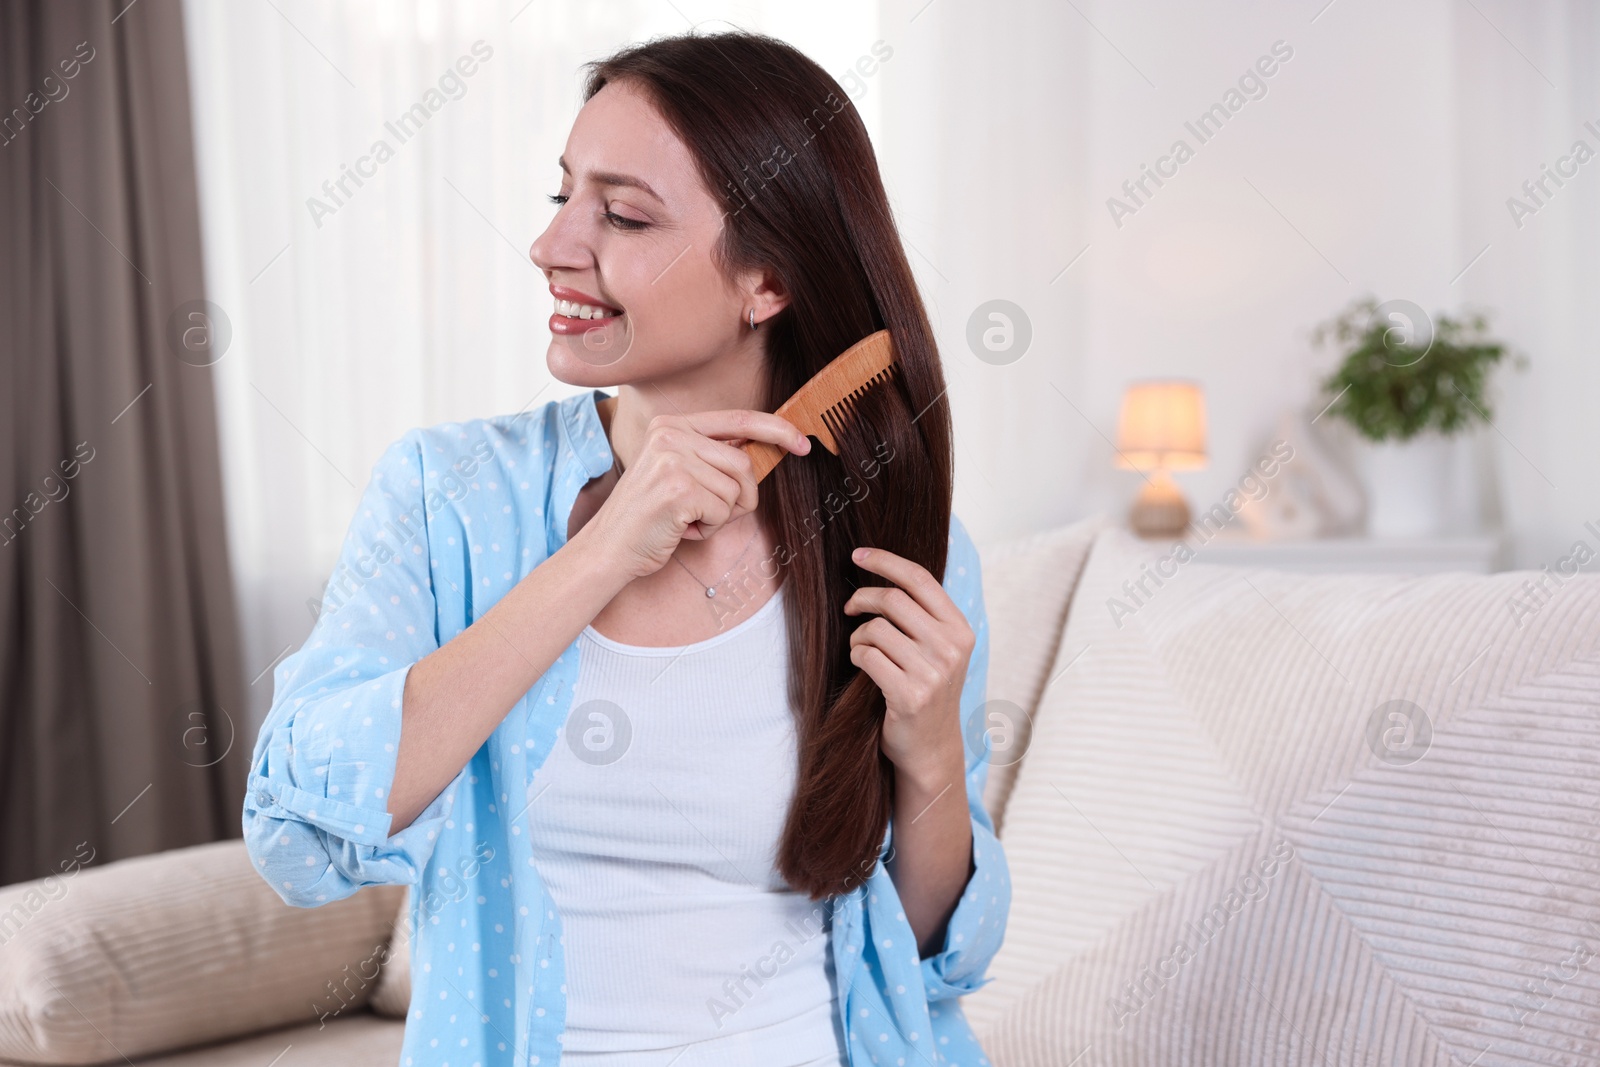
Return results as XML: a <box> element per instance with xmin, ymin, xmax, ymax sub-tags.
<box><xmin>548</xmin><ymin>282</ymin><xmax>624</xmax><ymax>334</ymax></box>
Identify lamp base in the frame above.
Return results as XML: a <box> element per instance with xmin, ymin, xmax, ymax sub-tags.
<box><xmin>1128</xmin><ymin>469</ymin><xmax>1191</xmax><ymax>539</ymax></box>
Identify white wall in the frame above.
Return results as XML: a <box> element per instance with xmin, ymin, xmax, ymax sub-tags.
<box><xmin>876</xmin><ymin>0</ymin><xmax>1598</xmax><ymax>569</ymax></box>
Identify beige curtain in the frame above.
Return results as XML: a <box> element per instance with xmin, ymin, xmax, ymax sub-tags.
<box><xmin>0</xmin><ymin>0</ymin><xmax>247</xmax><ymax>884</ymax></box>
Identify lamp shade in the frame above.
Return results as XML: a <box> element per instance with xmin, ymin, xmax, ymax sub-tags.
<box><xmin>1115</xmin><ymin>380</ymin><xmax>1207</xmax><ymax>471</ymax></box>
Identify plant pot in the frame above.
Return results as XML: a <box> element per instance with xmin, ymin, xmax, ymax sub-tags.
<box><xmin>1357</xmin><ymin>431</ymin><xmax>1456</xmax><ymax>538</ymax></box>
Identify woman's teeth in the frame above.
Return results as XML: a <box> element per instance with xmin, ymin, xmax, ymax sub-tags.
<box><xmin>556</xmin><ymin>299</ymin><xmax>621</xmax><ymax>320</ymax></box>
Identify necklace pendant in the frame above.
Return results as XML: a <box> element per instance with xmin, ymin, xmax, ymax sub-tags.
<box><xmin>705</xmin><ymin>587</ymin><xmax>717</xmax><ymax>598</ymax></box>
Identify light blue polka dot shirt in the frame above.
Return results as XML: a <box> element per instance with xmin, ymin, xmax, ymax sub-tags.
<box><xmin>242</xmin><ymin>388</ymin><xmax>1011</xmax><ymax>1067</ymax></box>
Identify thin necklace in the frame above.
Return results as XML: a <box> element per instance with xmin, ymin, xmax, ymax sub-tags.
<box><xmin>674</xmin><ymin>516</ymin><xmax>760</xmax><ymax>598</ymax></box>
<box><xmin>613</xmin><ymin>447</ymin><xmax>761</xmax><ymax>598</ymax></box>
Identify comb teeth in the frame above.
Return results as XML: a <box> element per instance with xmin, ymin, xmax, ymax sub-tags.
<box><xmin>821</xmin><ymin>362</ymin><xmax>900</xmax><ymax>437</ymax></box>
<box><xmin>744</xmin><ymin>329</ymin><xmax>898</xmax><ymax>480</ymax></box>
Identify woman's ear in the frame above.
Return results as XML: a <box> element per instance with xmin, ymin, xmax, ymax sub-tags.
<box><xmin>740</xmin><ymin>266</ymin><xmax>790</xmax><ymax>325</ymax></box>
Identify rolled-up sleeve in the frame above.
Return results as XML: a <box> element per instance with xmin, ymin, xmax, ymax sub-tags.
<box><xmin>920</xmin><ymin>515</ymin><xmax>1012</xmax><ymax>1000</ymax></box>
<box><xmin>242</xmin><ymin>430</ymin><xmax>457</xmax><ymax>908</ymax></box>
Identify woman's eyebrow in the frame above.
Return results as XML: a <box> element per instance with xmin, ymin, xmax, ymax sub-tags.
<box><xmin>558</xmin><ymin>156</ymin><xmax>663</xmax><ymax>204</ymax></box>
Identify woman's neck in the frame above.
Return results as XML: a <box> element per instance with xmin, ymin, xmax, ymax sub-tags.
<box><xmin>600</xmin><ymin>361</ymin><xmax>771</xmax><ymax>474</ymax></box>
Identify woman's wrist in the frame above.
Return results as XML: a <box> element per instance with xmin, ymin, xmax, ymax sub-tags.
<box><xmin>892</xmin><ymin>729</ymin><xmax>967</xmax><ymax>797</ymax></box>
<box><xmin>561</xmin><ymin>521</ymin><xmax>637</xmax><ymax>598</ymax></box>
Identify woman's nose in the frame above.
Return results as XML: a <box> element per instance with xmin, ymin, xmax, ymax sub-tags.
<box><xmin>530</xmin><ymin>215</ymin><xmax>578</xmax><ymax>274</ymax></box>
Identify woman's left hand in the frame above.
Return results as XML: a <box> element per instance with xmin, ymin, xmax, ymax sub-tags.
<box><xmin>844</xmin><ymin>545</ymin><xmax>975</xmax><ymax>785</ymax></box>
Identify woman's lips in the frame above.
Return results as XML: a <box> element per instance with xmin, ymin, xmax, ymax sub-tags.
<box><xmin>547</xmin><ymin>284</ymin><xmax>624</xmax><ymax>335</ymax></box>
<box><xmin>549</xmin><ymin>284</ymin><xmax>622</xmax><ymax>310</ymax></box>
<box><xmin>548</xmin><ymin>309</ymin><xmax>623</xmax><ymax>335</ymax></box>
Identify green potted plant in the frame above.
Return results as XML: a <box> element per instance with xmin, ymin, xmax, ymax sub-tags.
<box><xmin>1312</xmin><ymin>297</ymin><xmax>1524</xmax><ymax>537</ymax></box>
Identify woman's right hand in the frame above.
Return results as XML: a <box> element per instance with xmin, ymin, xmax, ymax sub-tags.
<box><xmin>585</xmin><ymin>410</ymin><xmax>812</xmax><ymax>580</ymax></box>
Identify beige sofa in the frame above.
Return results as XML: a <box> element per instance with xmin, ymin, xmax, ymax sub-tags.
<box><xmin>3</xmin><ymin>517</ymin><xmax>1597</xmax><ymax>1066</ymax></box>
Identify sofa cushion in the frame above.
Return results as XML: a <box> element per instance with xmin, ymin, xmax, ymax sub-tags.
<box><xmin>0</xmin><ymin>839</ymin><xmax>404</xmax><ymax>1065</ymax></box>
<box><xmin>967</xmin><ymin>526</ymin><xmax>1600</xmax><ymax>1065</ymax></box>
<box><xmin>975</xmin><ymin>514</ymin><xmax>1107</xmax><ymax>833</ymax></box>
<box><xmin>100</xmin><ymin>1014</ymin><xmax>403</xmax><ymax>1067</ymax></box>
<box><xmin>368</xmin><ymin>887</ymin><xmax>410</xmax><ymax>1019</ymax></box>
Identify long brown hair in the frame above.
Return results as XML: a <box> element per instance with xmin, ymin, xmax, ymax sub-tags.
<box><xmin>585</xmin><ymin>31</ymin><xmax>954</xmax><ymax>900</ymax></box>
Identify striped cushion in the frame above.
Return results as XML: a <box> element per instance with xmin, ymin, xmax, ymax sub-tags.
<box><xmin>0</xmin><ymin>840</ymin><xmax>404</xmax><ymax>1064</ymax></box>
<box><xmin>131</xmin><ymin>1015</ymin><xmax>402</xmax><ymax>1067</ymax></box>
<box><xmin>976</xmin><ymin>515</ymin><xmax>1107</xmax><ymax>834</ymax></box>
<box><xmin>967</xmin><ymin>526</ymin><xmax>1600</xmax><ymax>1065</ymax></box>
<box><xmin>369</xmin><ymin>887</ymin><xmax>411</xmax><ymax>1018</ymax></box>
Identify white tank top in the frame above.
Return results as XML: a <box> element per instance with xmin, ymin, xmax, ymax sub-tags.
<box><xmin>527</xmin><ymin>583</ymin><xmax>848</xmax><ymax>1067</ymax></box>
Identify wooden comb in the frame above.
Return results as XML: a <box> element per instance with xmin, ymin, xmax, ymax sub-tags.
<box><xmin>742</xmin><ymin>329</ymin><xmax>899</xmax><ymax>483</ymax></box>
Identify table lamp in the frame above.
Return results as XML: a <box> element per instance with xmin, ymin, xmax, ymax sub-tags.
<box><xmin>1115</xmin><ymin>380</ymin><xmax>1207</xmax><ymax>538</ymax></box>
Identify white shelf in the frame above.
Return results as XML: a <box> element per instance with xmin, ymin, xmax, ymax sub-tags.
<box><xmin>1141</xmin><ymin>528</ymin><xmax>1508</xmax><ymax>575</ymax></box>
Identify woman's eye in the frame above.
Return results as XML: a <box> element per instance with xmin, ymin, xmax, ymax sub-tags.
<box><xmin>546</xmin><ymin>193</ymin><xmax>646</xmax><ymax>231</ymax></box>
<box><xmin>603</xmin><ymin>210</ymin><xmax>647</xmax><ymax>231</ymax></box>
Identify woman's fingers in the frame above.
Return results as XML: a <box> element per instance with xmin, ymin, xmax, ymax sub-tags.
<box><xmin>849</xmin><ymin>616</ymin><xmax>937</xmax><ymax>681</ymax></box>
<box><xmin>662</xmin><ymin>409</ymin><xmax>811</xmax><ymax>455</ymax></box>
<box><xmin>645</xmin><ymin>410</ymin><xmax>803</xmax><ymax>533</ymax></box>
<box><xmin>597</xmin><ymin>409</ymin><xmax>805</xmax><ymax>579</ymax></box>
<box><xmin>849</xmin><ymin>641</ymin><xmax>906</xmax><ymax>692</ymax></box>
<box><xmin>849</xmin><ymin>547</ymin><xmax>962</xmax><ymax>625</ymax></box>
<box><xmin>604</xmin><ymin>408</ymin><xmax>808</xmax><ymax>567</ymax></box>
<box><xmin>845</xmin><ymin>548</ymin><xmax>975</xmax><ymax>684</ymax></box>
<box><xmin>681</xmin><ymin>480</ymin><xmax>737</xmax><ymax>540</ymax></box>
<box><xmin>844</xmin><ymin>585</ymin><xmax>938</xmax><ymax>646</ymax></box>
<box><xmin>676</xmin><ymin>432</ymin><xmax>761</xmax><ymax>523</ymax></box>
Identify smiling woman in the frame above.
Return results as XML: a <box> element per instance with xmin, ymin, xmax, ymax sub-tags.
<box><xmin>242</xmin><ymin>28</ymin><xmax>1008</xmax><ymax>1067</ymax></box>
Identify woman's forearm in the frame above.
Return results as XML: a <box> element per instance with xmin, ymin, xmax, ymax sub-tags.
<box><xmin>887</xmin><ymin>744</ymin><xmax>975</xmax><ymax>957</ymax></box>
<box><xmin>387</xmin><ymin>525</ymin><xmax>630</xmax><ymax>831</ymax></box>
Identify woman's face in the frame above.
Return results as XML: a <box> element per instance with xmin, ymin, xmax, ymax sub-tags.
<box><xmin>530</xmin><ymin>79</ymin><xmax>783</xmax><ymax>388</ymax></box>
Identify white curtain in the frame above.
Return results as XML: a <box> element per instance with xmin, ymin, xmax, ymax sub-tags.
<box><xmin>183</xmin><ymin>0</ymin><xmax>880</xmax><ymax>729</ymax></box>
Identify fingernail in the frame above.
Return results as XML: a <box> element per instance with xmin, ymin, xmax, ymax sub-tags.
<box><xmin>853</xmin><ymin>547</ymin><xmax>868</xmax><ymax>561</ymax></box>
<box><xmin>798</xmin><ymin>436</ymin><xmax>811</xmax><ymax>453</ymax></box>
